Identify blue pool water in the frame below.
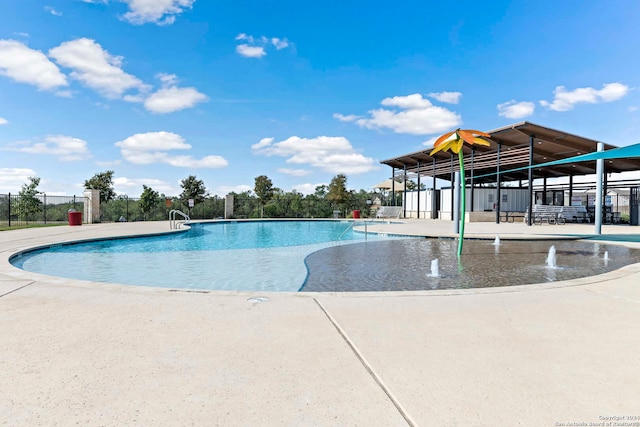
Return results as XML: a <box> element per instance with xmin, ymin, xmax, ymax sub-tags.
<box><xmin>11</xmin><ymin>220</ymin><xmax>404</xmax><ymax>292</ymax></box>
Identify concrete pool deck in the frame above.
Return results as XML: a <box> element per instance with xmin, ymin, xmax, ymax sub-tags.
<box><xmin>1</xmin><ymin>220</ymin><xmax>639</xmax><ymax>426</ymax></box>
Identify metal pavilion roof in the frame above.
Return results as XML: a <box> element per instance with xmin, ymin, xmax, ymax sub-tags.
<box><xmin>379</xmin><ymin>122</ymin><xmax>640</xmax><ymax>184</ymax></box>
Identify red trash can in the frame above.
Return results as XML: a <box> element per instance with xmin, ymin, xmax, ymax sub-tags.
<box><xmin>352</xmin><ymin>210</ymin><xmax>361</xmax><ymax>219</ymax></box>
<box><xmin>68</xmin><ymin>211</ymin><xmax>82</xmax><ymax>226</ymax></box>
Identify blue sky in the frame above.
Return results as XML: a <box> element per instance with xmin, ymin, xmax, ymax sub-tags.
<box><xmin>1</xmin><ymin>0</ymin><xmax>639</xmax><ymax>197</ymax></box>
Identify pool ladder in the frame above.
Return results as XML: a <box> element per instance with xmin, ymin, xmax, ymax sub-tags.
<box><xmin>338</xmin><ymin>220</ymin><xmax>369</xmax><ymax>240</ymax></box>
<box><xmin>169</xmin><ymin>209</ymin><xmax>190</xmax><ymax>229</ymax></box>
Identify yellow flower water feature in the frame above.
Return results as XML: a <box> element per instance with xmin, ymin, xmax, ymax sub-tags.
<box><xmin>430</xmin><ymin>129</ymin><xmax>491</xmax><ymax>256</ymax></box>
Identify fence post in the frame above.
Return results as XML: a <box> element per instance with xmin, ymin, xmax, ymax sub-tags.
<box><xmin>7</xmin><ymin>193</ymin><xmax>10</xmax><ymax>227</ymax></box>
<box><xmin>43</xmin><ymin>193</ymin><xmax>47</xmax><ymax>224</ymax></box>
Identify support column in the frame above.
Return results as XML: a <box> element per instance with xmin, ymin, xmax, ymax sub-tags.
<box><xmin>450</xmin><ymin>154</ymin><xmax>455</xmax><ymax>221</ymax></box>
<box><xmin>595</xmin><ymin>142</ymin><xmax>604</xmax><ymax>234</ymax></box>
<box><xmin>391</xmin><ymin>167</ymin><xmax>396</xmax><ymax>206</ymax></box>
<box><xmin>470</xmin><ymin>148</ymin><xmax>475</xmax><ymax>212</ymax></box>
<box><xmin>604</xmin><ymin>163</ymin><xmax>608</xmax><ymax>220</ymax></box>
<box><xmin>432</xmin><ymin>158</ymin><xmax>437</xmax><ymax>219</ymax></box>
<box><xmin>527</xmin><ymin>135</ymin><xmax>534</xmax><ymax>226</ymax></box>
<box><xmin>83</xmin><ymin>189</ymin><xmax>100</xmax><ymax>224</ymax></box>
<box><xmin>224</xmin><ymin>194</ymin><xmax>234</xmax><ymax>219</ymax></box>
<box><xmin>569</xmin><ymin>175</ymin><xmax>573</xmax><ymax>206</ymax></box>
<box><xmin>416</xmin><ymin>161</ymin><xmax>421</xmax><ymax>219</ymax></box>
<box><xmin>403</xmin><ymin>165</ymin><xmax>407</xmax><ymax>218</ymax></box>
<box><xmin>496</xmin><ymin>142</ymin><xmax>501</xmax><ymax>224</ymax></box>
<box><xmin>542</xmin><ymin>177</ymin><xmax>547</xmax><ymax>205</ymax></box>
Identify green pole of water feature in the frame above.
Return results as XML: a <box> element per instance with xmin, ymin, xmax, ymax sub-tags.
<box><xmin>458</xmin><ymin>150</ymin><xmax>466</xmax><ymax>257</ymax></box>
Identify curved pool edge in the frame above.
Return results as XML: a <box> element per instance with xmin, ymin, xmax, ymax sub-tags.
<box><xmin>1</xmin><ymin>222</ymin><xmax>188</xmax><ymax>287</ymax></box>
<box><xmin>3</xmin><ymin>220</ymin><xmax>640</xmax><ymax>296</ymax></box>
<box><xmin>7</xmin><ymin>226</ymin><xmax>191</xmax><ymax>265</ymax></box>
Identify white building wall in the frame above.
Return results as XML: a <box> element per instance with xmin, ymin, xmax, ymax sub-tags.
<box><xmin>402</xmin><ymin>190</ymin><xmax>436</xmax><ymax>218</ymax></box>
<box><xmin>440</xmin><ymin>187</ymin><xmax>529</xmax><ymax>215</ymax></box>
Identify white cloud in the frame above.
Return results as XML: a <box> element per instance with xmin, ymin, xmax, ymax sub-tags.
<box><xmin>271</xmin><ymin>37</ymin><xmax>289</xmax><ymax>50</ymax></box>
<box><xmin>45</xmin><ymin>6</ymin><xmax>63</xmax><ymax>16</ymax></box>
<box><xmin>278</xmin><ymin>168</ymin><xmax>311</xmax><ymax>177</ymax></box>
<box><xmin>333</xmin><ymin>113</ymin><xmax>360</xmax><ymax>122</ymax></box>
<box><xmin>598</xmin><ymin>83</ymin><xmax>629</xmax><ymax>101</ymax></box>
<box><xmin>145</xmin><ymin>87</ymin><xmax>207</xmax><ymax>114</ymax></box>
<box><xmin>4</xmin><ymin>135</ymin><xmax>91</xmax><ymax>161</ymax></box>
<box><xmin>120</xmin><ymin>0</ymin><xmax>196</xmax><ymax>25</ymax></box>
<box><xmin>497</xmin><ymin>100</ymin><xmax>535</xmax><ymax>119</ymax></box>
<box><xmin>428</xmin><ymin>91</ymin><xmax>462</xmax><ymax>104</ymax></box>
<box><xmin>157</xmin><ymin>72</ymin><xmax>178</xmax><ymax>86</ymax></box>
<box><xmin>322</xmin><ymin>153</ymin><xmax>379</xmax><ymax>174</ymax></box>
<box><xmin>381</xmin><ymin>93</ymin><xmax>432</xmax><ymax>109</ymax></box>
<box><xmin>0</xmin><ymin>168</ymin><xmax>38</xmax><ymax>192</ymax></box>
<box><xmin>236</xmin><ymin>44</ymin><xmax>266</xmax><ymax>58</ymax></box>
<box><xmin>106</xmin><ymin>71</ymin><xmax>206</xmax><ymax>114</ymax></box>
<box><xmin>629</xmin><ymin>106</ymin><xmax>638</xmax><ymax>112</ymax></box>
<box><xmin>0</xmin><ymin>40</ymin><xmax>67</xmax><ymax>91</ymax></box>
<box><xmin>235</xmin><ymin>33</ymin><xmax>291</xmax><ymax>58</ymax></box>
<box><xmin>144</xmin><ymin>86</ymin><xmax>207</xmax><ymax>114</ymax></box>
<box><xmin>235</xmin><ymin>33</ymin><xmax>253</xmax><ymax>42</ymax></box>
<box><xmin>422</xmin><ymin>136</ymin><xmax>438</xmax><ymax>147</ymax></box>
<box><xmin>165</xmin><ymin>155</ymin><xmax>228</xmax><ymax>168</ymax></box>
<box><xmin>540</xmin><ymin>83</ymin><xmax>629</xmax><ymax>112</ymax></box>
<box><xmin>116</xmin><ymin>131</ymin><xmax>190</xmax><ymax>152</ymax></box>
<box><xmin>251</xmin><ymin>137</ymin><xmax>274</xmax><ymax>150</ymax></box>
<box><xmin>0</xmin><ymin>117</ymin><xmax>8</xmax><ymax>125</ymax></box>
<box><xmin>122</xmin><ymin>94</ymin><xmax>145</xmax><ymax>103</ymax></box>
<box><xmin>49</xmin><ymin>38</ymin><xmax>148</xmax><ymax>99</ymax></box>
<box><xmin>113</xmin><ymin>177</ymin><xmax>175</xmax><ymax>195</ymax></box>
<box><xmin>252</xmin><ymin>135</ymin><xmax>378</xmax><ymax>174</ymax></box>
<box><xmin>291</xmin><ymin>183</ymin><xmax>325</xmax><ymax>195</ymax></box>
<box><xmin>342</xmin><ymin>94</ymin><xmax>462</xmax><ymax>135</ymax></box>
<box><xmin>5</xmin><ymin>33</ymin><xmax>240</xmax><ymax>117</ymax></box>
<box><xmin>115</xmin><ymin>131</ymin><xmax>228</xmax><ymax>168</ymax></box>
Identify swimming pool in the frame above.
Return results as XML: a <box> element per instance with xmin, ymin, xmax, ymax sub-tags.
<box><xmin>11</xmin><ymin>220</ymin><xmax>405</xmax><ymax>292</ymax></box>
<box><xmin>11</xmin><ymin>220</ymin><xmax>640</xmax><ymax>293</ymax></box>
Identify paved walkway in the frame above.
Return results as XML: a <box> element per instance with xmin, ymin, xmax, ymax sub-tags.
<box><xmin>1</xmin><ymin>220</ymin><xmax>639</xmax><ymax>426</ymax></box>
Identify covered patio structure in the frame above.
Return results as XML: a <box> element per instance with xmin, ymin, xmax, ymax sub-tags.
<box><xmin>380</xmin><ymin>122</ymin><xmax>640</xmax><ymax>227</ymax></box>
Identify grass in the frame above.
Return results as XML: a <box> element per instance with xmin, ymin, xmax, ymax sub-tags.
<box><xmin>0</xmin><ymin>223</ymin><xmax>68</xmax><ymax>232</ymax></box>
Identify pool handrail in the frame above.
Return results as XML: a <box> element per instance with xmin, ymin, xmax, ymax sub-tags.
<box><xmin>338</xmin><ymin>222</ymin><xmax>354</xmax><ymax>240</ymax></box>
<box><xmin>338</xmin><ymin>219</ymin><xmax>372</xmax><ymax>240</ymax></box>
<box><xmin>169</xmin><ymin>209</ymin><xmax>190</xmax><ymax>229</ymax></box>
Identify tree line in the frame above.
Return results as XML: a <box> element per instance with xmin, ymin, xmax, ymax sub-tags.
<box><xmin>11</xmin><ymin>171</ymin><xmax>399</xmax><ymax>222</ymax></box>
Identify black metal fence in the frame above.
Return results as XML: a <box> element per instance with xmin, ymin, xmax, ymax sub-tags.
<box><xmin>1</xmin><ymin>191</ymin><xmax>372</xmax><ymax>228</ymax></box>
<box><xmin>0</xmin><ymin>194</ymin><xmax>228</xmax><ymax>227</ymax></box>
<box><xmin>0</xmin><ymin>193</ymin><xmax>231</xmax><ymax>228</ymax></box>
<box><xmin>98</xmin><ymin>196</ymin><xmax>226</xmax><ymax>223</ymax></box>
<box><xmin>0</xmin><ymin>194</ymin><xmax>85</xmax><ymax>227</ymax></box>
